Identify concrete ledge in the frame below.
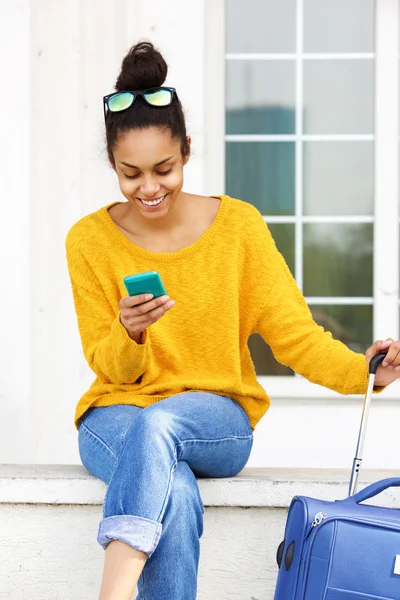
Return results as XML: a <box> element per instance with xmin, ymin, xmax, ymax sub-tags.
<box><xmin>3</xmin><ymin>465</ymin><xmax>400</xmax><ymax>600</ymax></box>
<box><xmin>2</xmin><ymin>464</ymin><xmax>400</xmax><ymax>507</ymax></box>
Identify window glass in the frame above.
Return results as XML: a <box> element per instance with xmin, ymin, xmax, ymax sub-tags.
<box><xmin>226</xmin><ymin>61</ymin><xmax>295</xmax><ymax>135</ymax></box>
<box><xmin>303</xmin><ymin>224</ymin><xmax>373</xmax><ymax>297</ymax></box>
<box><xmin>303</xmin><ymin>60</ymin><xmax>374</xmax><ymax>134</ymax></box>
<box><xmin>227</xmin><ymin>0</ymin><xmax>296</xmax><ymax>53</ymax></box>
<box><xmin>226</xmin><ymin>142</ymin><xmax>295</xmax><ymax>215</ymax></box>
<box><xmin>304</xmin><ymin>0</ymin><xmax>375</xmax><ymax>53</ymax></box>
<box><xmin>303</xmin><ymin>142</ymin><xmax>374</xmax><ymax>216</ymax></box>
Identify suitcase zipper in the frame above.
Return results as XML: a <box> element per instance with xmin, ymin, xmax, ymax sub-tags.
<box><xmin>311</xmin><ymin>511</ymin><xmax>327</xmax><ymax>528</ymax></box>
<box><xmin>298</xmin><ymin>515</ymin><xmax>400</xmax><ymax>600</ymax></box>
<box><xmin>303</xmin><ymin>511</ymin><xmax>328</xmax><ymax>542</ymax></box>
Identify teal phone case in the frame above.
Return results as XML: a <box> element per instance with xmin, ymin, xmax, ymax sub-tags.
<box><xmin>123</xmin><ymin>271</ymin><xmax>167</xmax><ymax>298</ymax></box>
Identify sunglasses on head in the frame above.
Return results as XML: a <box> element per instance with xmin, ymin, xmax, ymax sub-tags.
<box><xmin>103</xmin><ymin>87</ymin><xmax>176</xmax><ymax>119</ymax></box>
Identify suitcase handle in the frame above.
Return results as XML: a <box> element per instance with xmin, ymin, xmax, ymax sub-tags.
<box><xmin>346</xmin><ymin>477</ymin><xmax>400</xmax><ymax>504</ymax></box>
<box><xmin>348</xmin><ymin>352</ymin><xmax>387</xmax><ymax>496</ymax></box>
<box><xmin>369</xmin><ymin>351</ymin><xmax>387</xmax><ymax>374</ymax></box>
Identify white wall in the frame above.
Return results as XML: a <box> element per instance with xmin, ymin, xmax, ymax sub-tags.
<box><xmin>1</xmin><ymin>0</ymin><xmax>399</xmax><ymax>472</ymax></box>
<box><xmin>0</xmin><ymin>0</ymin><xmax>32</xmax><ymax>463</ymax></box>
<box><xmin>1</xmin><ymin>503</ymin><xmax>283</xmax><ymax>600</ymax></box>
<box><xmin>1</xmin><ymin>0</ymin><xmax>206</xmax><ymax>464</ymax></box>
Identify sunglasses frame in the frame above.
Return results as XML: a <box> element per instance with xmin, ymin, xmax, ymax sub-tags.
<box><xmin>103</xmin><ymin>87</ymin><xmax>177</xmax><ymax>119</ymax></box>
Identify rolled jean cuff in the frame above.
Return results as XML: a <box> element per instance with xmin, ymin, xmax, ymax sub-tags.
<box><xmin>97</xmin><ymin>515</ymin><xmax>162</xmax><ymax>557</ymax></box>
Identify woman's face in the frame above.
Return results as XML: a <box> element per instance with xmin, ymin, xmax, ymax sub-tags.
<box><xmin>113</xmin><ymin>126</ymin><xmax>190</xmax><ymax>220</ymax></box>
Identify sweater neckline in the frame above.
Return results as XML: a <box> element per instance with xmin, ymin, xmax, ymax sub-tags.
<box><xmin>98</xmin><ymin>195</ymin><xmax>228</xmax><ymax>262</ymax></box>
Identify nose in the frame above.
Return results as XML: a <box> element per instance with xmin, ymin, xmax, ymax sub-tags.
<box><xmin>140</xmin><ymin>175</ymin><xmax>161</xmax><ymax>198</ymax></box>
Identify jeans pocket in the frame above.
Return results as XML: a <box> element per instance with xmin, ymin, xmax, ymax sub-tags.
<box><xmin>78</xmin><ymin>422</ymin><xmax>117</xmax><ymax>485</ymax></box>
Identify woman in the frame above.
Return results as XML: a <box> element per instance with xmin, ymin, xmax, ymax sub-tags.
<box><xmin>66</xmin><ymin>41</ymin><xmax>400</xmax><ymax>600</ymax></box>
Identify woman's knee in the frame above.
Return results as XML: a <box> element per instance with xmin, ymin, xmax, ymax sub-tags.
<box><xmin>78</xmin><ymin>421</ymin><xmax>117</xmax><ymax>484</ymax></box>
<box><xmin>78</xmin><ymin>404</ymin><xmax>143</xmax><ymax>483</ymax></box>
<box><xmin>126</xmin><ymin>404</ymin><xmax>180</xmax><ymax>445</ymax></box>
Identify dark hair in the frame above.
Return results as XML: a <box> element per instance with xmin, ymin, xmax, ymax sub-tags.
<box><xmin>105</xmin><ymin>41</ymin><xmax>190</xmax><ymax>166</ymax></box>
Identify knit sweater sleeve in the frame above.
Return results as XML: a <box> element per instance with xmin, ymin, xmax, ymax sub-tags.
<box><xmin>66</xmin><ymin>242</ymin><xmax>151</xmax><ymax>385</ymax></box>
<box><xmin>254</xmin><ymin>225</ymin><xmax>369</xmax><ymax>395</ymax></box>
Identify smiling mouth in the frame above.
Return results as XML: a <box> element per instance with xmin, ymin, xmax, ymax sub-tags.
<box><xmin>138</xmin><ymin>194</ymin><xmax>167</xmax><ymax>207</ymax></box>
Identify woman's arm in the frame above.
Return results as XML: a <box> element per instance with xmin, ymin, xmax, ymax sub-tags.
<box><xmin>67</xmin><ymin>247</ymin><xmax>151</xmax><ymax>385</ymax></box>
<box><xmin>255</xmin><ymin>240</ymin><xmax>370</xmax><ymax>394</ymax></box>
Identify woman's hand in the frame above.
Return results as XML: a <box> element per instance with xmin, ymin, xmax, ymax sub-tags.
<box><xmin>366</xmin><ymin>338</ymin><xmax>400</xmax><ymax>387</ymax></box>
<box><xmin>120</xmin><ymin>293</ymin><xmax>175</xmax><ymax>344</ymax></box>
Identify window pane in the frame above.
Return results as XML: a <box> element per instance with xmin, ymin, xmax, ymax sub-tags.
<box><xmin>226</xmin><ymin>61</ymin><xmax>295</xmax><ymax>135</ymax></box>
<box><xmin>303</xmin><ymin>142</ymin><xmax>374</xmax><ymax>215</ymax></box>
<box><xmin>268</xmin><ymin>224</ymin><xmax>295</xmax><ymax>275</ymax></box>
<box><xmin>310</xmin><ymin>305</ymin><xmax>373</xmax><ymax>353</ymax></box>
<box><xmin>248</xmin><ymin>334</ymin><xmax>294</xmax><ymax>376</ymax></box>
<box><xmin>225</xmin><ymin>142</ymin><xmax>295</xmax><ymax>215</ymax></box>
<box><xmin>304</xmin><ymin>0</ymin><xmax>375</xmax><ymax>53</ymax></box>
<box><xmin>303</xmin><ymin>60</ymin><xmax>374</xmax><ymax>134</ymax></box>
<box><xmin>303</xmin><ymin>224</ymin><xmax>373</xmax><ymax>297</ymax></box>
<box><xmin>227</xmin><ymin>0</ymin><xmax>296</xmax><ymax>53</ymax></box>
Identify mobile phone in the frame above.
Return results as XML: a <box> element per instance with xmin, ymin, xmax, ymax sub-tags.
<box><xmin>123</xmin><ymin>271</ymin><xmax>167</xmax><ymax>299</ymax></box>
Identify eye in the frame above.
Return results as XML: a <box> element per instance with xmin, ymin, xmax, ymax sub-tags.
<box><xmin>157</xmin><ymin>168</ymin><xmax>172</xmax><ymax>176</ymax></box>
<box><xmin>124</xmin><ymin>173</ymin><xmax>140</xmax><ymax>180</ymax></box>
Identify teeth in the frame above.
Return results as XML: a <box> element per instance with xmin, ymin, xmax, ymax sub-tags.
<box><xmin>141</xmin><ymin>195</ymin><xmax>165</xmax><ymax>206</ymax></box>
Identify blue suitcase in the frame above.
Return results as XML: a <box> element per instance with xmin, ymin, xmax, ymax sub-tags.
<box><xmin>274</xmin><ymin>353</ymin><xmax>400</xmax><ymax>600</ymax></box>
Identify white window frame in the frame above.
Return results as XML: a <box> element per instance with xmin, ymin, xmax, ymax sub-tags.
<box><xmin>205</xmin><ymin>0</ymin><xmax>400</xmax><ymax>399</ymax></box>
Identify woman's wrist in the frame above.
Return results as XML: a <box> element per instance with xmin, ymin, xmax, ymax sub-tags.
<box><xmin>128</xmin><ymin>330</ymin><xmax>144</xmax><ymax>344</ymax></box>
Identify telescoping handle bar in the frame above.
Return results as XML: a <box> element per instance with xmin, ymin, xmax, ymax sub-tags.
<box><xmin>348</xmin><ymin>352</ymin><xmax>387</xmax><ymax>497</ymax></box>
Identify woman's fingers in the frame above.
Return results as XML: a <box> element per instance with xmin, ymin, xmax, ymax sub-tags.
<box><xmin>120</xmin><ymin>293</ymin><xmax>154</xmax><ymax>308</ymax></box>
<box><xmin>137</xmin><ymin>295</ymin><xmax>173</xmax><ymax>316</ymax></box>
<box><xmin>381</xmin><ymin>339</ymin><xmax>400</xmax><ymax>370</ymax></box>
<box><xmin>120</xmin><ymin>294</ymin><xmax>172</xmax><ymax>315</ymax></box>
<box><xmin>366</xmin><ymin>338</ymin><xmax>400</xmax><ymax>372</ymax></box>
<box><xmin>119</xmin><ymin>293</ymin><xmax>175</xmax><ymax>340</ymax></box>
<box><xmin>144</xmin><ymin>299</ymin><xmax>176</xmax><ymax>324</ymax></box>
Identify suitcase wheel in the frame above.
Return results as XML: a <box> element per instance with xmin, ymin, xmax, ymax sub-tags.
<box><xmin>276</xmin><ymin>539</ymin><xmax>285</xmax><ymax>567</ymax></box>
<box><xmin>285</xmin><ymin>541</ymin><xmax>295</xmax><ymax>571</ymax></box>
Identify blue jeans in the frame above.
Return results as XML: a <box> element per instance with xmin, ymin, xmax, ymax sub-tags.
<box><xmin>77</xmin><ymin>392</ymin><xmax>254</xmax><ymax>600</ymax></box>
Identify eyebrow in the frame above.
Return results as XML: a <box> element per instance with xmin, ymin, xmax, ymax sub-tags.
<box><xmin>120</xmin><ymin>156</ymin><xmax>174</xmax><ymax>169</ymax></box>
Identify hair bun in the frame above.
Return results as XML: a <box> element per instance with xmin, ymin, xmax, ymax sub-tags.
<box><xmin>115</xmin><ymin>41</ymin><xmax>168</xmax><ymax>91</ymax></box>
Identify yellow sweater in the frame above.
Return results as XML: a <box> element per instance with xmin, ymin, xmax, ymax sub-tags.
<box><xmin>66</xmin><ymin>195</ymin><xmax>370</xmax><ymax>430</ymax></box>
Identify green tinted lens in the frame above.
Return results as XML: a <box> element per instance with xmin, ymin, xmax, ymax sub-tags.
<box><xmin>108</xmin><ymin>92</ymin><xmax>134</xmax><ymax>112</ymax></box>
<box><xmin>144</xmin><ymin>89</ymin><xmax>172</xmax><ymax>106</ymax></box>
